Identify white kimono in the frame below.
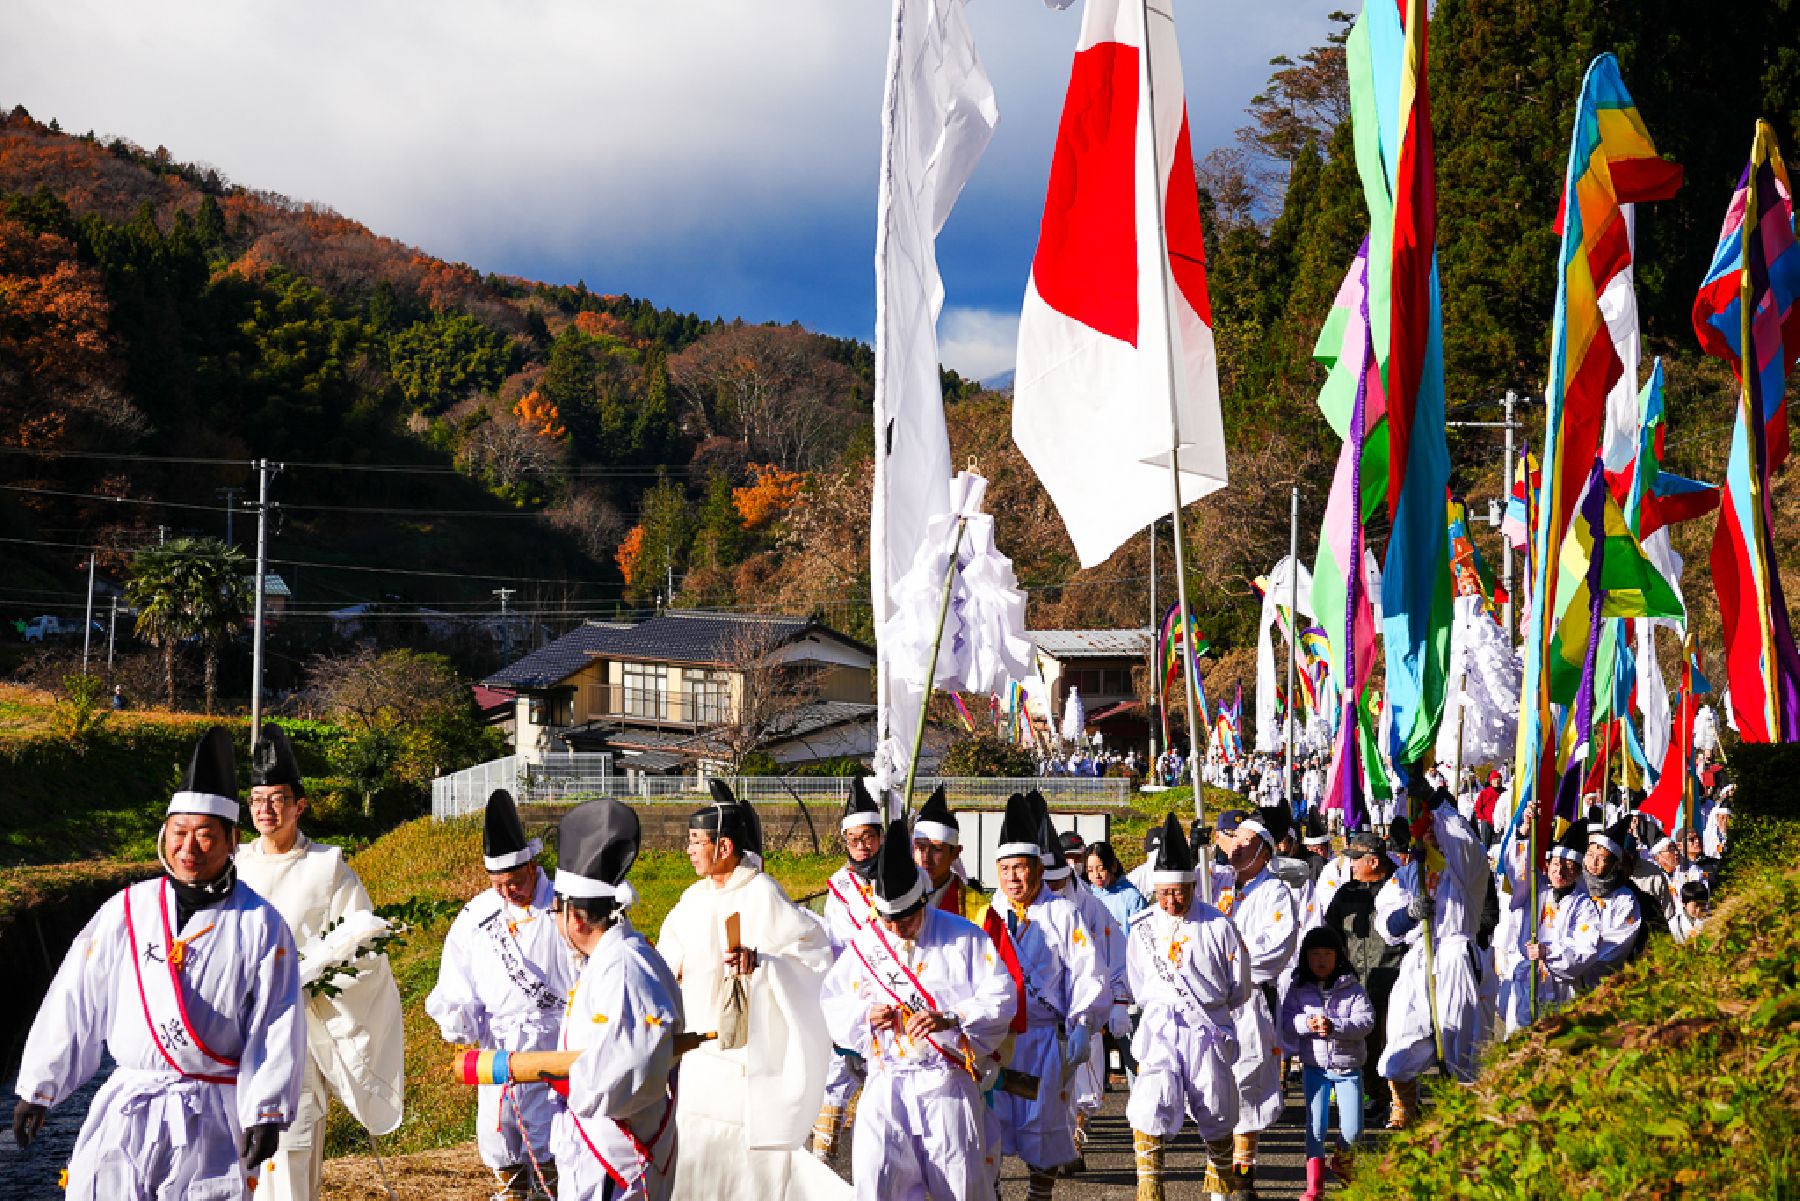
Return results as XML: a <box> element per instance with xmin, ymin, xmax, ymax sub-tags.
<box><xmin>552</xmin><ymin>917</ymin><xmax>684</xmax><ymax>1201</ymax></box>
<box><xmin>1209</xmin><ymin>864</ymin><xmax>1297</xmax><ymax>1133</ymax></box>
<box><xmin>656</xmin><ymin>860</ymin><xmax>848</xmax><ymax>1201</ymax></box>
<box><xmin>1496</xmin><ymin>847</ymin><xmax>1600</xmax><ymax>1036</ymax></box>
<box><xmin>15</xmin><ymin>877</ymin><xmax>306</xmax><ymax>1201</ymax></box>
<box><xmin>236</xmin><ymin>834</ymin><xmax>404</xmax><ymax>1201</ymax></box>
<box><xmin>1124</xmin><ymin>901</ymin><xmax>1248</xmax><ymax>1142</ymax></box>
<box><xmin>819</xmin><ymin>906</ymin><xmax>1017</xmax><ymax>1201</ymax></box>
<box><xmin>987</xmin><ymin>885</ymin><xmax>1107</xmax><ymax>1170</ymax></box>
<box><xmin>1375</xmin><ymin>808</ymin><xmax>1488</xmax><ymax>1082</ymax></box>
<box><xmin>1585</xmin><ymin>878</ymin><xmax>1644</xmax><ymax>986</ymax></box>
<box><xmin>820</xmin><ymin>862</ymin><xmax>878</xmax><ymax>1110</ymax></box>
<box><xmin>426</xmin><ymin>868</ymin><xmax>578</xmax><ymax>1170</ymax></box>
<box><xmin>1058</xmin><ymin>880</ymin><xmax>1126</xmax><ymax>1118</ymax></box>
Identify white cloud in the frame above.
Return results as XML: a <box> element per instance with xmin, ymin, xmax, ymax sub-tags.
<box><xmin>937</xmin><ymin>306</ymin><xmax>1020</xmax><ymax>382</ymax></box>
<box><xmin>0</xmin><ymin>0</ymin><xmax>1341</xmax><ymax>336</ymax></box>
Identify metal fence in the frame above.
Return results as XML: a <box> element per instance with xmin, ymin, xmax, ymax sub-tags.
<box><xmin>432</xmin><ymin>760</ymin><xmax>1130</xmax><ymax>820</ymax></box>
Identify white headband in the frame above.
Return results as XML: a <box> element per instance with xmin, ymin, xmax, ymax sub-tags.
<box><xmin>1588</xmin><ymin>832</ymin><xmax>1621</xmax><ymax>856</ymax></box>
<box><xmin>1237</xmin><ymin>819</ymin><xmax>1273</xmax><ymax>849</ymax></box>
<box><xmin>1150</xmin><ymin>869</ymin><xmax>1195</xmax><ymax>886</ymax></box>
<box><xmin>168</xmin><ymin>791</ymin><xmax>240</xmax><ymax>823</ymax></box>
<box><xmin>554</xmin><ymin>869</ymin><xmax>637</xmax><ymax>909</ymax></box>
<box><xmin>871</xmin><ymin>874</ymin><xmax>927</xmax><ymax>916</ymax></box>
<box><xmin>484</xmin><ymin>838</ymin><xmax>542</xmax><ymax>872</ymax></box>
<box><xmin>996</xmin><ymin>841</ymin><xmax>1041</xmax><ymax>861</ymax></box>
<box><xmin>913</xmin><ymin>820</ymin><xmax>959</xmax><ymax>846</ymax></box>
<box><xmin>840</xmin><ymin>811</ymin><xmax>882</xmax><ymax>832</ymax></box>
<box><xmin>1548</xmin><ymin>845</ymin><xmax>1582</xmax><ymax>863</ymax></box>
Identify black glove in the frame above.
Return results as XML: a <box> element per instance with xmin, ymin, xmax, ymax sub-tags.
<box><xmin>239</xmin><ymin>1122</ymin><xmax>281</xmax><ymax>1173</ymax></box>
<box><xmin>1407</xmin><ymin>893</ymin><xmax>1434</xmax><ymax>922</ymax></box>
<box><xmin>12</xmin><ymin>1101</ymin><xmax>47</xmax><ymax>1149</ymax></box>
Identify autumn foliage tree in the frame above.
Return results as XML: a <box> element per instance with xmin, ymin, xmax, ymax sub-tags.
<box><xmin>732</xmin><ymin>463</ymin><xmax>806</xmax><ymax>531</ymax></box>
<box><xmin>513</xmin><ymin>388</ymin><xmax>566</xmax><ymax>439</ymax></box>
<box><xmin>615</xmin><ymin>526</ymin><xmax>645</xmax><ymax>587</ymax></box>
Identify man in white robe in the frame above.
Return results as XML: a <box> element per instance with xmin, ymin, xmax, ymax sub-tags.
<box><xmin>1374</xmin><ymin>787</ymin><xmax>1489</xmax><ymax>1125</ymax></box>
<box><xmin>1047</xmin><ymin>828</ymin><xmax>1127</xmax><ymax>1172</ymax></box>
<box><xmin>820</xmin><ymin>817</ymin><xmax>1017</xmax><ymax>1201</ymax></box>
<box><xmin>813</xmin><ymin>779</ymin><xmax>885</xmax><ymax>1161</ymax></box>
<box><xmin>235</xmin><ymin>724</ymin><xmax>404</xmax><ymax>1201</ymax></box>
<box><xmin>656</xmin><ymin>781</ymin><xmax>847</xmax><ymax>1201</ymax></box>
<box><xmin>1582</xmin><ymin>818</ymin><xmax>1646</xmax><ymax>986</ymax></box>
<box><xmin>1207</xmin><ymin>807</ymin><xmax>1298</xmax><ymax>1197</ymax></box>
<box><xmin>1125</xmin><ymin>814</ymin><xmax>1248</xmax><ymax>1201</ymax></box>
<box><xmin>986</xmin><ymin>792</ymin><xmax>1107</xmax><ymax>1201</ymax></box>
<box><xmin>427</xmin><ymin>790</ymin><xmax>579</xmax><ymax>1199</ymax></box>
<box><xmin>1496</xmin><ymin>818</ymin><xmax>1600</xmax><ymax>1037</ymax></box>
<box><xmin>550</xmin><ymin>798</ymin><xmax>685</xmax><ymax>1201</ymax></box>
<box><xmin>13</xmin><ymin>727</ymin><xmax>305</xmax><ymax>1201</ymax></box>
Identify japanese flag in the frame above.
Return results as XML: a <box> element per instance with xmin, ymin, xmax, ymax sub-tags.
<box><xmin>1013</xmin><ymin>0</ymin><xmax>1226</xmax><ymax>568</ymax></box>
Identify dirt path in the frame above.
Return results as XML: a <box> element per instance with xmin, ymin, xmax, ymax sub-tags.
<box><xmin>324</xmin><ymin>1080</ymin><xmax>1341</xmax><ymax>1199</ymax></box>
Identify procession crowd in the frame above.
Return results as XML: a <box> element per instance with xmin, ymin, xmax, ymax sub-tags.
<box><xmin>9</xmin><ymin>725</ymin><xmax>1735</xmax><ymax>1201</ymax></box>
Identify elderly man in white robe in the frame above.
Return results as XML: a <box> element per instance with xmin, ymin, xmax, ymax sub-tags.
<box><xmin>1207</xmin><ymin>807</ymin><xmax>1298</xmax><ymax>1199</ymax></box>
<box><xmin>1373</xmin><ymin>783</ymin><xmax>1489</xmax><ymax>1127</ymax></box>
<box><xmin>1126</xmin><ymin>814</ymin><xmax>1249</xmax><ymax>1201</ymax></box>
<box><xmin>656</xmin><ymin>781</ymin><xmax>847</xmax><ymax>1201</ymax></box>
<box><xmin>812</xmin><ymin>778</ymin><xmax>886</xmax><ymax>1161</ymax></box>
<box><xmin>1496</xmin><ymin>816</ymin><xmax>1601</xmax><ymax>1037</ymax></box>
<box><xmin>1046</xmin><ymin>826</ymin><xmax>1128</xmax><ymax>1173</ymax></box>
<box><xmin>986</xmin><ymin>792</ymin><xmax>1108</xmax><ymax>1201</ymax></box>
<box><xmin>13</xmin><ymin>727</ymin><xmax>306</xmax><ymax>1200</ymax></box>
<box><xmin>550</xmin><ymin>797</ymin><xmax>685</xmax><ymax>1201</ymax></box>
<box><xmin>427</xmin><ymin>789</ymin><xmax>578</xmax><ymax>1200</ymax></box>
<box><xmin>820</xmin><ymin>817</ymin><xmax>1017</xmax><ymax>1201</ymax></box>
<box><xmin>235</xmin><ymin>724</ymin><xmax>404</xmax><ymax>1201</ymax></box>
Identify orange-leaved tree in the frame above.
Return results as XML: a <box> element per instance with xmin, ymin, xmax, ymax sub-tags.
<box><xmin>732</xmin><ymin>463</ymin><xmax>806</xmax><ymax>531</ymax></box>
<box><xmin>513</xmin><ymin>389</ymin><xmax>566</xmax><ymax>439</ymax></box>
<box><xmin>615</xmin><ymin>526</ymin><xmax>645</xmax><ymax>586</ymax></box>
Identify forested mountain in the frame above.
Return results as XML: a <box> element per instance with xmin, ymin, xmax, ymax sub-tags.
<box><xmin>1</xmin><ymin>0</ymin><xmax>1796</xmax><ymax>705</ymax></box>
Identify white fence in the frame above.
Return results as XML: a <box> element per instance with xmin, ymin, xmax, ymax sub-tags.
<box><xmin>432</xmin><ymin>760</ymin><xmax>1130</xmax><ymax>820</ymax></box>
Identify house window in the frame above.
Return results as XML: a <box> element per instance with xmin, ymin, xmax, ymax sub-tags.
<box><xmin>529</xmin><ymin>688</ymin><xmax>576</xmax><ymax>727</ymax></box>
<box><xmin>621</xmin><ymin>662</ymin><xmax>669</xmax><ymax>719</ymax></box>
<box><xmin>688</xmin><ymin>669</ymin><xmax>731</xmax><ymax>725</ymax></box>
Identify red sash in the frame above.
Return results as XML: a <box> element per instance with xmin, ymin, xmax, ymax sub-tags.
<box><xmin>981</xmin><ymin>907</ymin><xmax>1029</xmax><ymax>1034</ymax></box>
<box><xmin>827</xmin><ymin>869</ymin><xmax>875</xmax><ymax>932</ymax></box>
<box><xmin>559</xmin><ymin>994</ymin><xmax>677</xmax><ymax>1191</ymax></box>
<box><xmin>124</xmin><ymin>879</ymin><xmax>239</xmax><ymax>1085</ymax></box>
<box><xmin>849</xmin><ymin>923</ymin><xmax>972</xmax><ymax>1074</ymax></box>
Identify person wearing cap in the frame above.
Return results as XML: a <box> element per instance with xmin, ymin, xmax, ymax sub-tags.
<box><xmin>550</xmin><ymin>797</ymin><xmax>684</xmax><ymax>1201</ymax></box>
<box><xmin>811</xmin><ymin>779</ymin><xmax>886</xmax><ymax>1163</ymax></box>
<box><xmin>1582</xmin><ymin>817</ymin><xmax>1646</xmax><ymax>985</ymax></box>
<box><xmin>1124</xmin><ymin>814</ymin><xmax>1248</xmax><ymax>1201</ymax></box>
<box><xmin>236</xmin><ymin>725</ymin><xmax>404</xmax><ymax>1201</ymax></box>
<box><xmin>1474</xmin><ymin>772</ymin><xmax>1504</xmax><ymax>847</ymax></box>
<box><xmin>1321</xmin><ymin>831</ymin><xmax>1402</xmax><ymax>1118</ymax></box>
<box><xmin>987</xmin><ymin>792</ymin><xmax>1108</xmax><ymax>1200</ymax></box>
<box><xmin>428</xmin><ymin>789</ymin><xmax>578</xmax><ymax>1198</ymax></box>
<box><xmin>1208</xmin><ymin>805</ymin><xmax>1298</xmax><ymax>1198</ymax></box>
<box><xmin>1496</xmin><ymin>816</ymin><xmax>1600</xmax><ymax>1037</ymax></box>
<box><xmin>1298</xmin><ymin>811</ymin><xmax>1333</xmax><ymax>883</ymax></box>
<box><xmin>658</xmin><ymin>780</ymin><xmax>841</xmax><ymax>1201</ymax></box>
<box><xmin>1372</xmin><ymin>780</ymin><xmax>1489</xmax><ymax>1118</ymax></box>
<box><xmin>13</xmin><ymin>727</ymin><xmax>306</xmax><ymax>1198</ymax></box>
<box><xmin>1043</xmin><ymin>818</ymin><xmax>1126</xmax><ymax>1174</ymax></box>
<box><xmin>819</xmin><ymin>818</ymin><xmax>1018</xmax><ymax>1201</ymax></box>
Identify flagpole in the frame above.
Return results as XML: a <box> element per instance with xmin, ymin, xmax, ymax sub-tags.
<box><xmin>901</xmin><ymin>519</ymin><xmax>968</xmax><ymax>814</ymax></box>
<box><xmin>1286</xmin><ymin>485</ymin><xmax>1300</xmax><ymax>806</ymax></box>
<box><xmin>1136</xmin><ymin>0</ymin><xmax>1213</xmax><ymax>902</ymax></box>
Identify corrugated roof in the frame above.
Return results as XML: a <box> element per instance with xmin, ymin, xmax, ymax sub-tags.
<box><xmin>485</xmin><ymin>611</ymin><xmax>870</xmax><ymax>690</ymax></box>
<box><xmin>1030</xmin><ymin>628</ymin><xmax>1153</xmax><ymax>659</ymax></box>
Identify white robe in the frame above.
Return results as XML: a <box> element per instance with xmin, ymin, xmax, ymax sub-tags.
<box><xmin>1056</xmin><ymin>879</ymin><xmax>1125</xmax><ymax>1117</ymax></box>
<box><xmin>1585</xmin><ymin>878</ymin><xmax>1644</xmax><ymax>986</ymax></box>
<box><xmin>552</xmin><ymin>917</ymin><xmax>684</xmax><ymax>1201</ymax></box>
<box><xmin>1374</xmin><ymin>809</ymin><xmax>1488</xmax><ymax>1082</ymax></box>
<box><xmin>1495</xmin><ymin>857</ymin><xmax>1601</xmax><ymax>1037</ymax></box>
<box><xmin>819</xmin><ymin>906</ymin><xmax>1017</xmax><ymax>1201</ymax></box>
<box><xmin>1124</xmin><ymin>901</ymin><xmax>1247</xmax><ymax>1141</ymax></box>
<box><xmin>425</xmin><ymin>868</ymin><xmax>578</xmax><ymax>1169</ymax></box>
<box><xmin>1210</xmin><ymin>864</ymin><xmax>1297</xmax><ymax>1133</ymax></box>
<box><xmin>236</xmin><ymin>834</ymin><xmax>404</xmax><ymax>1201</ymax></box>
<box><xmin>656</xmin><ymin>861</ymin><xmax>848</xmax><ymax>1201</ymax></box>
<box><xmin>986</xmin><ymin>884</ymin><xmax>1107</xmax><ymax>1170</ymax></box>
<box><xmin>15</xmin><ymin>878</ymin><xmax>306</xmax><ymax>1201</ymax></box>
<box><xmin>820</xmin><ymin>862</ymin><xmax>879</xmax><ymax>1111</ymax></box>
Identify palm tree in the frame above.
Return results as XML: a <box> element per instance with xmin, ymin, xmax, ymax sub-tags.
<box><xmin>125</xmin><ymin>538</ymin><xmax>249</xmax><ymax>712</ymax></box>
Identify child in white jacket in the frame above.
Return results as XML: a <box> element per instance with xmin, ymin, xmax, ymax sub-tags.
<box><xmin>1278</xmin><ymin>926</ymin><xmax>1376</xmax><ymax>1200</ymax></box>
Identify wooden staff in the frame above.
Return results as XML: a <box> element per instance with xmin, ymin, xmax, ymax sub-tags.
<box><xmin>454</xmin><ymin>1033</ymin><xmax>718</xmax><ymax>1087</ymax></box>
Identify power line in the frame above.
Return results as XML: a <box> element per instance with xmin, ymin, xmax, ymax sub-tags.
<box><xmin>0</xmin><ymin>445</ymin><xmax>697</xmax><ymax>477</ymax></box>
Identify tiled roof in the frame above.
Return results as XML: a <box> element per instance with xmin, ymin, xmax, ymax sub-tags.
<box><xmin>1030</xmin><ymin>628</ymin><xmax>1153</xmax><ymax>659</ymax></box>
<box><xmin>483</xmin><ymin>611</ymin><xmax>870</xmax><ymax>690</ymax></box>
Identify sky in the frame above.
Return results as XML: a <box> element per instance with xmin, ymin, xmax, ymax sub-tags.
<box><xmin>1</xmin><ymin>0</ymin><xmax>1338</xmax><ymax>382</ymax></box>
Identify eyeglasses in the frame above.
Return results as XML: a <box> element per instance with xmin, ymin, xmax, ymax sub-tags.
<box><xmin>248</xmin><ymin>799</ymin><xmax>298</xmax><ymax>811</ymax></box>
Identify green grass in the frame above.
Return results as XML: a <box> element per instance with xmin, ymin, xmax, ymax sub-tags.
<box><xmin>324</xmin><ymin>817</ymin><xmax>839</xmax><ymax>1158</ymax></box>
<box><xmin>1341</xmin><ymin>815</ymin><xmax>1800</xmax><ymax>1201</ymax></box>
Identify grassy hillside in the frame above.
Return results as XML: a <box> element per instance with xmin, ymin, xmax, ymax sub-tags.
<box><xmin>327</xmin><ymin>816</ymin><xmax>839</xmax><ymax>1158</ymax></box>
<box><xmin>1343</xmin><ymin>812</ymin><xmax>1800</xmax><ymax>1199</ymax></box>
